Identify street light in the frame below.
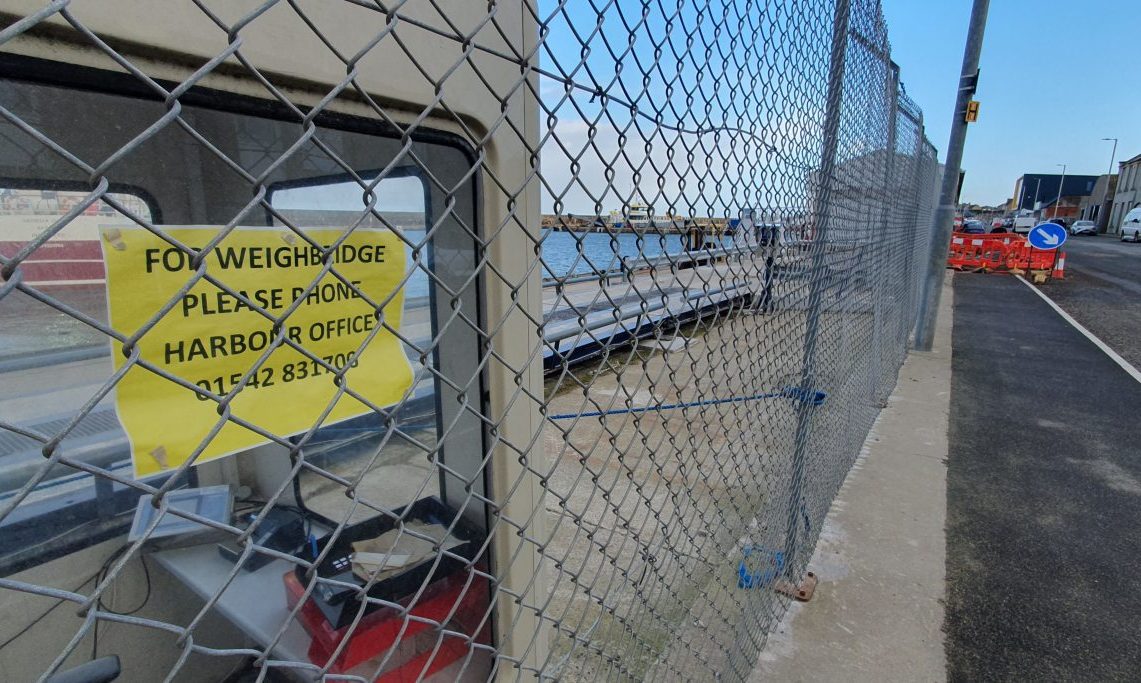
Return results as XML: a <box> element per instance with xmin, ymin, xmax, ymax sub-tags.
<box><xmin>1100</xmin><ymin>137</ymin><xmax>1118</xmax><ymax>232</ymax></box>
<box><xmin>1053</xmin><ymin>163</ymin><xmax>1066</xmax><ymax>220</ymax></box>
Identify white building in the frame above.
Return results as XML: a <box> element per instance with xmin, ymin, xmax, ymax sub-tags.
<box><xmin>1109</xmin><ymin>152</ymin><xmax>1141</xmax><ymax>233</ymax></box>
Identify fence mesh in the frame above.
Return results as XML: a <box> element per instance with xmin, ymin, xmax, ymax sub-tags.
<box><xmin>0</xmin><ymin>0</ymin><xmax>939</xmax><ymax>681</ymax></box>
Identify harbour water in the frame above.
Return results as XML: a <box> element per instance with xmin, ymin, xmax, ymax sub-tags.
<box><xmin>394</xmin><ymin>229</ymin><xmax>741</xmax><ymax>299</ymax></box>
<box><xmin>539</xmin><ymin>230</ymin><xmax>737</xmax><ymax>278</ymax></box>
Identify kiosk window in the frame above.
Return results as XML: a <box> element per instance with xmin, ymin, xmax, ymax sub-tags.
<box><xmin>0</xmin><ymin>74</ymin><xmax>485</xmax><ymax>571</ymax></box>
<box><xmin>266</xmin><ymin>175</ymin><xmax>448</xmax><ymax>523</ymax></box>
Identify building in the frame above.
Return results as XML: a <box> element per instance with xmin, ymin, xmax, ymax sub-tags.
<box><xmin>1010</xmin><ymin>173</ymin><xmax>1099</xmax><ymax>214</ymax></box>
<box><xmin>1108</xmin><ymin>152</ymin><xmax>1141</xmax><ymax>233</ymax></box>
<box><xmin>1036</xmin><ymin>196</ymin><xmax>1083</xmax><ymax>223</ymax></box>
<box><xmin>802</xmin><ymin>147</ymin><xmax>941</xmax><ymax>243</ymax></box>
<box><xmin>1077</xmin><ymin>174</ymin><xmax>1117</xmax><ymax>229</ymax></box>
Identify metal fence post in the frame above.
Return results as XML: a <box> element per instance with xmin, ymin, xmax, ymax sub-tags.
<box><xmin>783</xmin><ymin>0</ymin><xmax>851</xmax><ymax>579</ymax></box>
<box><xmin>870</xmin><ymin>63</ymin><xmax>900</xmax><ymax>403</ymax></box>
<box><xmin>906</xmin><ymin>111</ymin><xmax>928</xmax><ymax>320</ymax></box>
<box><xmin>913</xmin><ymin>0</ymin><xmax>990</xmax><ymax>350</ymax></box>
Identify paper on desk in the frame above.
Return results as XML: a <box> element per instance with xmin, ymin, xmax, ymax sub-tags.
<box><xmin>350</xmin><ymin>521</ymin><xmax>464</xmax><ymax>582</ymax></box>
<box><xmin>353</xmin><ymin>552</ymin><xmax>412</xmax><ymax>569</ymax></box>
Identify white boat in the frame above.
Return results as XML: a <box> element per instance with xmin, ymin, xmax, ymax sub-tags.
<box><xmin>0</xmin><ymin>189</ymin><xmax>145</xmax><ymax>287</ymax></box>
<box><xmin>607</xmin><ymin>203</ymin><xmax>683</xmax><ymax>230</ymax></box>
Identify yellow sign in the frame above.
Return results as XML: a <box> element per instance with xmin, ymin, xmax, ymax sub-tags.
<box><xmin>100</xmin><ymin>226</ymin><xmax>413</xmax><ymax>478</ymax></box>
<box><xmin>965</xmin><ymin>100</ymin><xmax>980</xmax><ymax>123</ymax></box>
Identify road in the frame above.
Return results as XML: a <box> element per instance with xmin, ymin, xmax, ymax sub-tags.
<box><xmin>945</xmin><ymin>262</ymin><xmax>1141</xmax><ymax>680</ymax></box>
<box><xmin>1042</xmin><ymin>234</ymin><xmax>1141</xmax><ymax>368</ymax></box>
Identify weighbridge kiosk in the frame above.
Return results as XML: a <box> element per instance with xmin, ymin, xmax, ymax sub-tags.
<box><xmin>0</xmin><ymin>2</ymin><xmax>546</xmax><ymax>679</ymax></box>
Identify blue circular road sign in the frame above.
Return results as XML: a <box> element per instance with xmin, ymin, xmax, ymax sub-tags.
<box><xmin>1028</xmin><ymin>222</ymin><xmax>1067</xmax><ymax>250</ymax></box>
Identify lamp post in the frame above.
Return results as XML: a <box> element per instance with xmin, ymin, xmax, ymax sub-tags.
<box><xmin>1052</xmin><ymin>163</ymin><xmax>1066</xmax><ymax>220</ymax></box>
<box><xmin>1099</xmin><ymin>137</ymin><xmax>1118</xmax><ymax>232</ymax></box>
<box><xmin>913</xmin><ymin>0</ymin><xmax>991</xmax><ymax>351</ymax></box>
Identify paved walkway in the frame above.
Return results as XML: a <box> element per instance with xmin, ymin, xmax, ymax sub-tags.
<box><xmin>750</xmin><ymin>273</ymin><xmax>951</xmax><ymax>682</ymax></box>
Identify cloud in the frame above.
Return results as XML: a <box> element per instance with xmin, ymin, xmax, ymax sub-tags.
<box><xmin>536</xmin><ymin>97</ymin><xmax>822</xmax><ymax>218</ymax></box>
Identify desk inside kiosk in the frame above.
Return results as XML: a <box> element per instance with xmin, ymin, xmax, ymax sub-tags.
<box><xmin>0</xmin><ymin>76</ymin><xmax>489</xmax><ymax>679</ymax></box>
<box><xmin>152</xmin><ymin>496</ymin><xmax>491</xmax><ymax>679</ymax></box>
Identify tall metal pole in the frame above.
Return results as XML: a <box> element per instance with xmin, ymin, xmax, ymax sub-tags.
<box><xmin>1053</xmin><ymin>163</ymin><xmax>1066</xmax><ymax>220</ymax></box>
<box><xmin>1033</xmin><ymin>178</ymin><xmax>1041</xmax><ymax>211</ymax></box>
<box><xmin>913</xmin><ymin>0</ymin><xmax>990</xmax><ymax>351</ymax></box>
<box><xmin>1099</xmin><ymin>137</ymin><xmax>1118</xmax><ymax>232</ymax></box>
<box><xmin>783</xmin><ymin>0</ymin><xmax>849</xmax><ymax>578</ymax></box>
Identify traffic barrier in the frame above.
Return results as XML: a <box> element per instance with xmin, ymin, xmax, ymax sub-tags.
<box><xmin>947</xmin><ymin>233</ymin><xmax>1019</xmax><ymax>272</ymax></box>
<box><xmin>947</xmin><ymin>232</ymin><xmax>1064</xmax><ymax>280</ymax></box>
<box><xmin>1052</xmin><ymin>251</ymin><xmax>1066</xmax><ymax>279</ymax></box>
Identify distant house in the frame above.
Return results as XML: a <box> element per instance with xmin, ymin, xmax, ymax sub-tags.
<box><xmin>1009</xmin><ymin>173</ymin><xmax>1099</xmax><ymax>214</ymax></box>
<box><xmin>1036</xmin><ymin>196</ymin><xmax>1082</xmax><ymax>223</ymax></box>
<box><xmin>1108</xmin><ymin>153</ymin><xmax>1141</xmax><ymax>234</ymax></box>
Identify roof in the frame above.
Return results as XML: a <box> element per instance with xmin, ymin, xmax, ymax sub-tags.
<box><xmin>1014</xmin><ymin>174</ymin><xmax>1100</xmax><ymax>204</ymax></box>
<box><xmin>1120</xmin><ymin>152</ymin><xmax>1141</xmax><ymax>167</ymax></box>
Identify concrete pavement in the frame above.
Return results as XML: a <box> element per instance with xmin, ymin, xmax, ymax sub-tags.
<box><xmin>750</xmin><ymin>273</ymin><xmax>952</xmax><ymax>682</ymax></box>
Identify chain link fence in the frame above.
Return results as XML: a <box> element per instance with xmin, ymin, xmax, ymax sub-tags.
<box><xmin>0</xmin><ymin>0</ymin><xmax>938</xmax><ymax>680</ymax></box>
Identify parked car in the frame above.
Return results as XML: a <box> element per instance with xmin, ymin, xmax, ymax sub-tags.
<box><xmin>1013</xmin><ymin>215</ymin><xmax>1037</xmax><ymax>234</ymax></box>
<box><xmin>1120</xmin><ymin>207</ymin><xmax>1141</xmax><ymax>242</ymax></box>
<box><xmin>961</xmin><ymin>219</ymin><xmax>986</xmax><ymax>234</ymax></box>
<box><xmin>1070</xmin><ymin>220</ymin><xmax>1097</xmax><ymax>236</ymax></box>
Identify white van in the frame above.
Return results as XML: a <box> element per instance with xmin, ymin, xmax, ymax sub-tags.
<box><xmin>1120</xmin><ymin>207</ymin><xmax>1141</xmax><ymax>242</ymax></box>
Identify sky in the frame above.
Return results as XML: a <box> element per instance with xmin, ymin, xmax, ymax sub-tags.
<box><xmin>531</xmin><ymin>0</ymin><xmax>1141</xmax><ymax>217</ymax></box>
<box><xmin>272</xmin><ymin>176</ymin><xmax>424</xmax><ymax>213</ymax></box>
<box><xmin>534</xmin><ymin>2</ymin><xmax>894</xmax><ymax>216</ymax></box>
<box><xmin>282</xmin><ymin>1</ymin><xmax>1137</xmax><ymax>216</ymax></box>
<box><xmin>881</xmin><ymin>0</ymin><xmax>1141</xmax><ymax>207</ymax></box>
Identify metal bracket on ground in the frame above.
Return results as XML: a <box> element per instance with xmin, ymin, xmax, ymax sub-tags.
<box><xmin>776</xmin><ymin>571</ymin><xmax>818</xmax><ymax>602</ymax></box>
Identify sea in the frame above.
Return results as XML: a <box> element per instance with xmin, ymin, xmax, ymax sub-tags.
<box><xmin>399</xmin><ymin>229</ymin><xmax>740</xmax><ymax>298</ymax></box>
<box><xmin>539</xmin><ymin>229</ymin><xmax>739</xmax><ymax>278</ymax></box>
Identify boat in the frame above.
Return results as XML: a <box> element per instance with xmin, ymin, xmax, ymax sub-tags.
<box><xmin>607</xmin><ymin>203</ymin><xmax>684</xmax><ymax>231</ymax></box>
<box><xmin>0</xmin><ymin>189</ymin><xmax>146</xmax><ymax>288</ymax></box>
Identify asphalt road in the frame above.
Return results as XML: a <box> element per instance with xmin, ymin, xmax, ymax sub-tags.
<box><xmin>946</xmin><ymin>272</ymin><xmax>1141</xmax><ymax>681</ymax></box>
<box><xmin>1041</xmin><ymin>234</ymin><xmax>1141</xmax><ymax>368</ymax></box>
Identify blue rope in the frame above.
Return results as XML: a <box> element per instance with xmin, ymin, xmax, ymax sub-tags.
<box><xmin>738</xmin><ymin>545</ymin><xmax>785</xmax><ymax>589</ymax></box>
<box><xmin>548</xmin><ymin>386</ymin><xmax>826</xmax><ymax>420</ymax></box>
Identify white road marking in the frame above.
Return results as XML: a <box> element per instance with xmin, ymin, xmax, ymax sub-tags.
<box><xmin>1016</xmin><ymin>275</ymin><xmax>1141</xmax><ymax>385</ymax></box>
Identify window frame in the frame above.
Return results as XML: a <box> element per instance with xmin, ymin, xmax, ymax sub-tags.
<box><xmin>0</xmin><ymin>53</ymin><xmax>488</xmax><ymax>576</ymax></box>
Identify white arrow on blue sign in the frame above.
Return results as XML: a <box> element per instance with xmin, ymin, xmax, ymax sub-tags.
<box><xmin>1028</xmin><ymin>222</ymin><xmax>1067</xmax><ymax>250</ymax></box>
